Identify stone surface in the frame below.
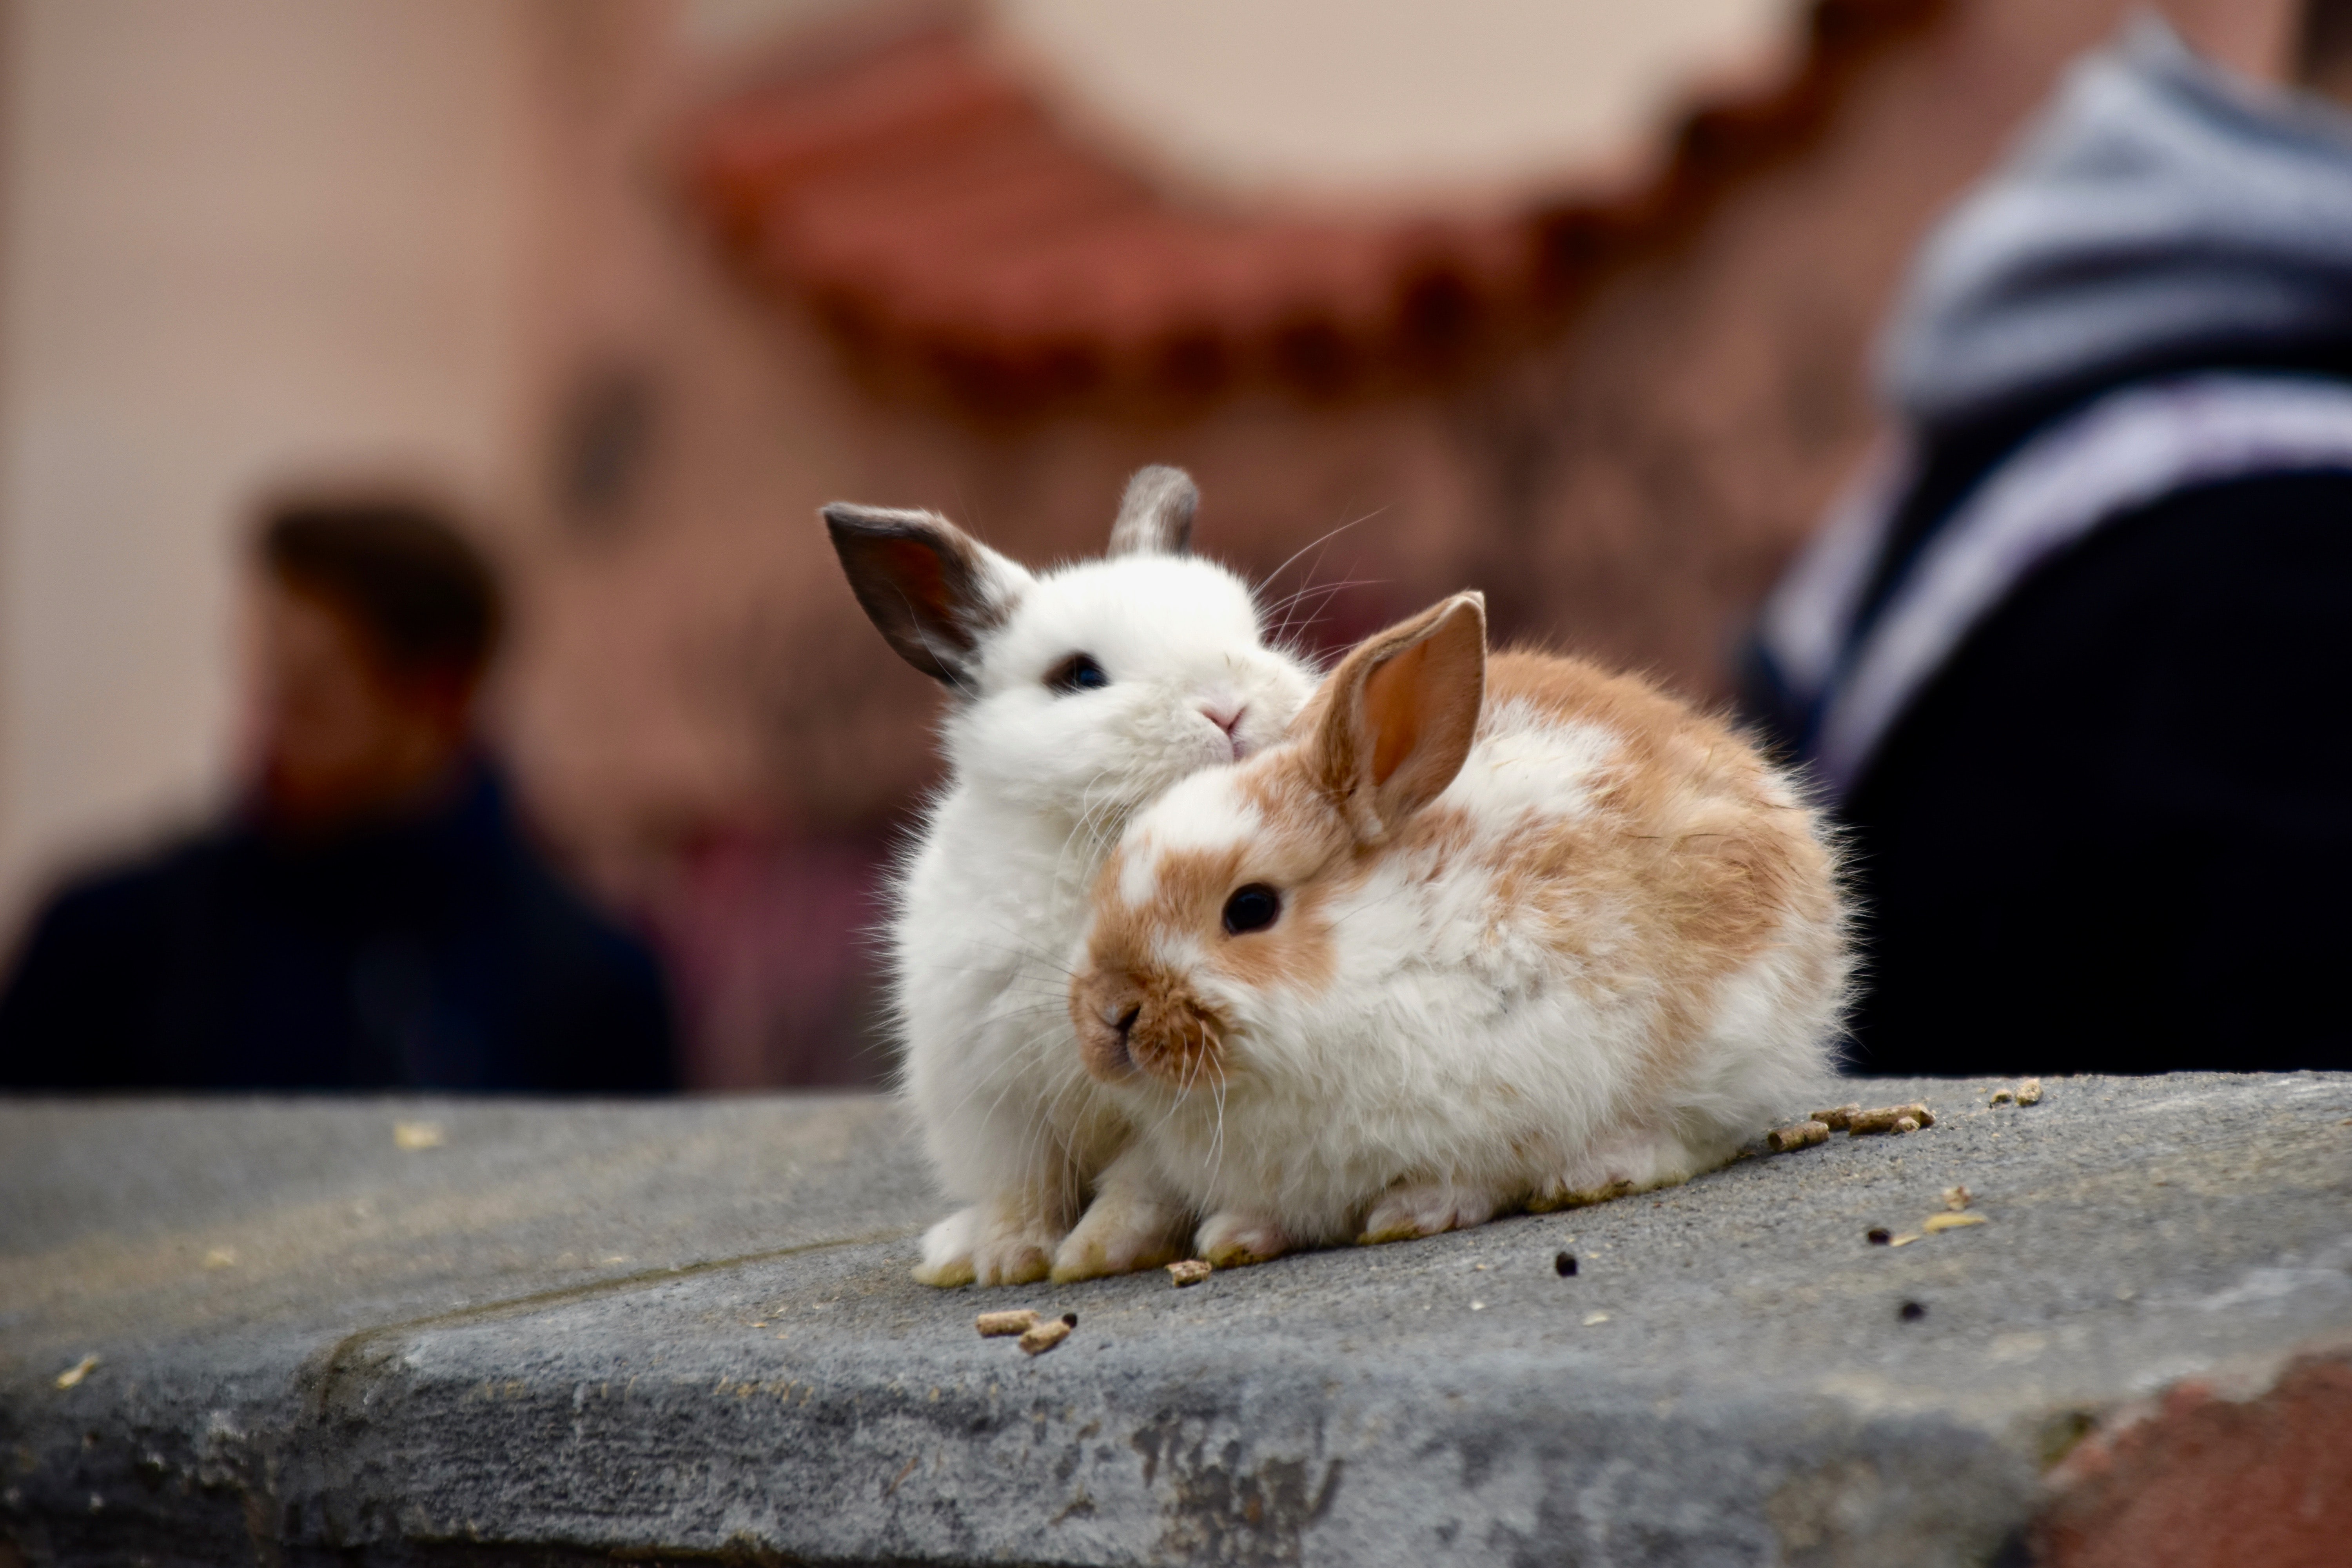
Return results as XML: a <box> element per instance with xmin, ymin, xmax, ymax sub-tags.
<box><xmin>2</xmin><ymin>1074</ymin><xmax>2348</xmax><ymax>1566</ymax></box>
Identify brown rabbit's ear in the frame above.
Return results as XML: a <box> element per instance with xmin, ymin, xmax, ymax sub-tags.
<box><xmin>1312</xmin><ymin>593</ymin><xmax>1486</xmax><ymax>843</ymax></box>
<box><xmin>822</xmin><ymin>504</ymin><xmax>1029</xmax><ymax>687</ymax></box>
<box><xmin>1105</xmin><ymin>466</ymin><xmax>1196</xmax><ymax>557</ymax></box>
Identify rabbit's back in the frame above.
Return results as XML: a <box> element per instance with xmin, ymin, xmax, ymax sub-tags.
<box><xmin>1449</xmin><ymin>652</ymin><xmax>1844</xmax><ymax>1071</ymax></box>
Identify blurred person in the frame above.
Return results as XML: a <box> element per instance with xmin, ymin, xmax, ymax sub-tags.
<box><xmin>1746</xmin><ymin>11</ymin><xmax>2352</xmax><ymax>1075</ymax></box>
<box><xmin>0</xmin><ymin>497</ymin><xmax>675</xmax><ymax>1091</ymax></box>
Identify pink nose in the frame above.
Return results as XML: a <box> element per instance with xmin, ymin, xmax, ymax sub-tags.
<box><xmin>1201</xmin><ymin>704</ymin><xmax>1244</xmax><ymax>737</ymax></box>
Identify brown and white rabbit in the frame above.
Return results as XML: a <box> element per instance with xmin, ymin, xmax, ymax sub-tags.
<box><xmin>1058</xmin><ymin>593</ymin><xmax>1848</xmax><ymax>1275</ymax></box>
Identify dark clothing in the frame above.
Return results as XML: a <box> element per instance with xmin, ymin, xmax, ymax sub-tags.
<box><xmin>0</xmin><ymin>766</ymin><xmax>675</xmax><ymax>1092</ymax></box>
<box><xmin>1826</xmin><ymin>465</ymin><xmax>2352</xmax><ymax>1074</ymax></box>
<box><xmin>1745</xmin><ymin>22</ymin><xmax>2352</xmax><ymax>1076</ymax></box>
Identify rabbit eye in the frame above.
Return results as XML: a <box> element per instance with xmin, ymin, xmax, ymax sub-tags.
<box><xmin>1221</xmin><ymin>884</ymin><xmax>1281</xmax><ymax>936</ymax></box>
<box><xmin>1047</xmin><ymin>653</ymin><xmax>1109</xmax><ymax>694</ymax></box>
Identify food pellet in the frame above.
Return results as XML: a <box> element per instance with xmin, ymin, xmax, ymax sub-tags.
<box><xmin>2015</xmin><ymin>1078</ymin><xmax>2043</xmax><ymax>1106</ymax></box>
<box><xmin>1811</xmin><ymin>1103</ymin><xmax>1862</xmax><ymax>1130</ymax></box>
<box><xmin>1767</xmin><ymin>1120</ymin><xmax>1830</xmax><ymax>1152</ymax></box>
<box><xmin>1847</xmin><ymin>1103</ymin><xmax>1934</xmax><ymax>1136</ymax></box>
<box><xmin>1942</xmin><ymin>1185</ymin><xmax>1973</xmax><ymax>1211</ymax></box>
<box><xmin>392</xmin><ymin>1120</ymin><xmax>446</xmax><ymax>1151</ymax></box>
<box><xmin>1990</xmin><ymin>1088</ymin><xmax>2016</xmax><ymax>1105</ymax></box>
<box><xmin>1019</xmin><ymin>1318</ymin><xmax>1072</xmax><ymax>1356</ymax></box>
<box><xmin>1922</xmin><ymin>1212</ymin><xmax>1987</xmax><ymax>1233</ymax></box>
<box><xmin>1167</xmin><ymin>1260</ymin><xmax>1212</xmax><ymax>1287</ymax></box>
<box><xmin>1893</xmin><ymin>1116</ymin><xmax>1920</xmax><ymax>1134</ymax></box>
<box><xmin>975</xmin><ymin>1310</ymin><xmax>1040</xmax><ymax>1338</ymax></box>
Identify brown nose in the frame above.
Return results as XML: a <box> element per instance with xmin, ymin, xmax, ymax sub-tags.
<box><xmin>1071</xmin><ymin>971</ymin><xmax>1145</xmax><ymax>1082</ymax></box>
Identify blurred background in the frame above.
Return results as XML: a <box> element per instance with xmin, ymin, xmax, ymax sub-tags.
<box><xmin>0</xmin><ymin>0</ymin><xmax>2298</xmax><ymax>1089</ymax></box>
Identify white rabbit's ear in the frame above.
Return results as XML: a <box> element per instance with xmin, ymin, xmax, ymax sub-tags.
<box><xmin>823</xmin><ymin>504</ymin><xmax>1029</xmax><ymax>687</ymax></box>
<box><xmin>1312</xmin><ymin>593</ymin><xmax>1486</xmax><ymax>842</ymax></box>
<box><xmin>1105</xmin><ymin>466</ymin><xmax>1196</xmax><ymax>557</ymax></box>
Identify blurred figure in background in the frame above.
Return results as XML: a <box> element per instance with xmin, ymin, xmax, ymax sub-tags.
<box><xmin>0</xmin><ymin>497</ymin><xmax>675</xmax><ymax>1091</ymax></box>
<box><xmin>1748</xmin><ymin>10</ymin><xmax>2352</xmax><ymax>1075</ymax></box>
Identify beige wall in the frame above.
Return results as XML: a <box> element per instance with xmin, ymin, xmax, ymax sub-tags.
<box><xmin>993</xmin><ymin>0</ymin><xmax>1791</xmax><ymax>202</ymax></box>
<box><xmin>0</xmin><ymin>0</ymin><xmax>542</xmax><ymax>920</ymax></box>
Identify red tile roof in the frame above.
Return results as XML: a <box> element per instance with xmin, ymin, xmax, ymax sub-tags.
<box><xmin>684</xmin><ymin>0</ymin><xmax>1943</xmax><ymax>412</ymax></box>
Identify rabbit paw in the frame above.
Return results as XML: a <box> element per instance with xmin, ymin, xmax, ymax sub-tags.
<box><xmin>1052</xmin><ymin>1186</ymin><xmax>1190</xmax><ymax>1282</ymax></box>
<box><xmin>912</xmin><ymin>1203</ymin><xmax>1058</xmax><ymax>1288</ymax></box>
<box><xmin>1357</xmin><ymin>1180</ymin><xmax>1502</xmax><ymax>1245</ymax></box>
<box><xmin>1196</xmin><ymin>1211</ymin><xmax>1291</xmax><ymax>1268</ymax></box>
<box><xmin>1527</xmin><ymin>1129</ymin><xmax>1708</xmax><ymax>1212</ymax></box>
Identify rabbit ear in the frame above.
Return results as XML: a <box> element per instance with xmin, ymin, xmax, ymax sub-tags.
<box><xmin>823</xmin><ymin>504</ymin><xmax>1029</xmax><ymax>686</ymax></box>
<box><xmin>1106</xmin><ymin>466</ymin><xmax>1196</xmax><ymax>557</ymax></box>
<box><xmin>1312</xmin><ymin>593</ymin><xmax>1487</xmax><ymax>842</ymax></box>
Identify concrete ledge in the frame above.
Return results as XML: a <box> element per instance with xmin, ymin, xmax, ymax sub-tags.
<box><xmin>3</xmin><ymin>1075</ymin><xmax>2348</xmax><ymax>1566</ymax></box>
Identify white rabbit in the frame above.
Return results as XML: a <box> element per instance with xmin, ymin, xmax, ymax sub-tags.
<box><xmin>824</xmin><ymin>467</ymin><xmax>1318</xmax><ymax>1285</ymax></box>
<box><xmin>1060</xmin><ymin>592</ymin><xmax>1848</xmax><ymax>1274</ymax></box>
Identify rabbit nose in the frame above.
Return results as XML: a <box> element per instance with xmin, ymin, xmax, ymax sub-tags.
<box><xmin>1114</xmin><ymin>1004</ymin><xmax>1140</xmax><ymax>1042</ymax></box>
<box><xmin>1200</xmin><ymin>702</ymin><xmax>1247</xmax><ymax>759</ymax></box>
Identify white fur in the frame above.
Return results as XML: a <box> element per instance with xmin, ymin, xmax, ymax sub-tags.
<box><xmin>1084</xmin><ymin>691</ymin><xmax>1847</xmax><ymax>1264</ymax></box>
<box><xmin>894</xmin><ymin>550</ymin><xmax>1315</xmax><ymax>1285</ymax></box>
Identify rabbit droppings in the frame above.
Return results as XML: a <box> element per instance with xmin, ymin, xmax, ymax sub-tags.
<box><xmin>825</xmin><ymin>468</ymin><xmax>1318</xmax><ymax>1286</ymax></box>
<box><xmin>1060</xmin><ymin>593</ymin><xmax>1849</xmax><ymax>1274</ymax></box>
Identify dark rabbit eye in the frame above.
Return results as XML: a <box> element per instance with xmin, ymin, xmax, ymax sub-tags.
<box><xmin>1047</xmin><ymin>653</ymin><xmax>1109</xmax><ymax>694</ymax></box>
<box><xmin>1221</xmin><ymin>884</ymin><xmax>1281</xmax><ymax>936</ymax></box>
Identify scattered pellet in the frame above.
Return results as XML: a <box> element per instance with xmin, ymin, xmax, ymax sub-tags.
<box><xmin>1019</xmin><ymin>1318</ymin><xmax>1072</xmax><ymax>1356</ymax></box>
<box><xmin>2015</xmin><ymin>1078</ymin><xmax>2044</xmax><ymax>1106</ymax></box>
<box><xmin>1894</xmin><ymin>1116</ymin><xmax>1920</xmax><ymax>1134</ymax></box>
<box><xmin>1942</xmin><ymin>1186</ymin><xmax>1973</xmax><ymax>1211</ymax></box>
<box><xmin>1167</xmin><ymin>1260</ymin><xmax>1212</xmax><ymax>1287</ymax></box>
<box><xmin>1766</xmin><ymin>1120</ymin><xmax>1830</xmax><ymax>1153</ymax></box>
<box><xmin>1866</xmin><ymin>1227</ymin><xmax>1892</xmax><ymax>1245</ymax></box>
<box><xmin>1922</xmin><ymin>1212</ymin><xmax>1987</xmax><ymax>1234</ymax></box>
<box><xmin>392</xmin><ymin>1120</ymin><xmax>445</xmax><ymax>1151</ymax></box>
<box><xmin>1888</xmin><ymin>1232</ymin><xmax>1921</xmax><ymax>1247</ymax></box>
<box><xmin>1582</xmin><ymin>1312</ymin><xmax>1611</xmax><ymax>1327</ymax></box>
<box><xmin>1909</xmin><ymin>1105</ymin><xmax>1937</xmax><ymax>1128</ymax></box>
<box><xmin>1554</xmin><ymin>1251</ymin><xmax>1579</xmax><ymax>1277</ymax></box>
<box><xmin>1990</xmin><ymin>1088</ymin><xmax>2015</xmax><ymax>1105</ymax></box>
<box><xmin>1811</xmin><ymin>1103</ymin><xmax>1862</xmax><ymax>1131</ymax></box>
<box><xmin>1899</xmin><ymin>1300</ymin><xmax>1927</xmax><ymax>1322</ymax></box>
<box><xmin>1847</xmin><ymin>1103</ymin><xmax>1935</xmax><ymax>1136</ymax></box>
<box><xmin>53</xmin><ymin>1355</ymin><xmax>99</xmax><ymax>1390</ymax></box>
<box><xmin>975</xmin><ymin>1309</ymin><xmax>1039</xmax><ymax>1338</ymax></box>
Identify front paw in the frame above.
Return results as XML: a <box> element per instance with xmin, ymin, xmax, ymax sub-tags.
<box><xmin>913</xmin><ymin>1205</ymin><xmax>1058</xmax><ymax>1288</ymax></box>
<box><xmin>1196</xmin><ymin>1211</ymin><xmax>1290</xmax><ymax>1268</ymax></box>
<box><xmin>1357</xmin><ymin>1180</ymin><xmax>1501</xmax><ymax>1245</ymax></box>
<box><xmin>1051</xmin><ymin>1190</ymin><xmax>1189</xmax><ymax>1282</ymax></box>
